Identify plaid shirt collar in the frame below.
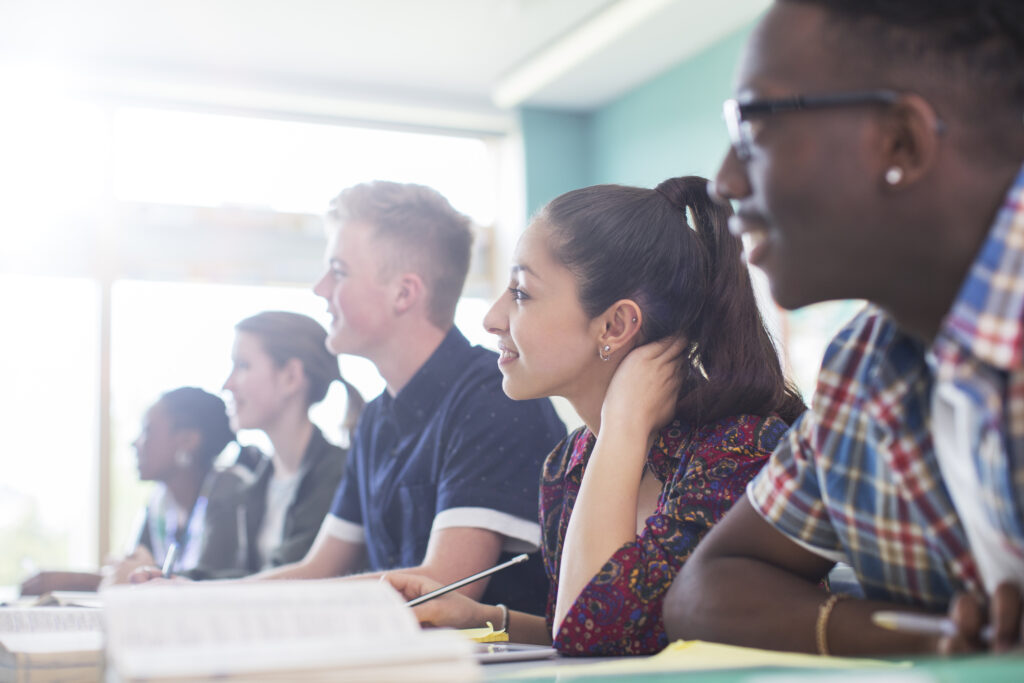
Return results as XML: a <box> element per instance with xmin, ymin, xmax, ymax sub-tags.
<box><xmin>938</xmin><ymin>165</ymin><xmax>1024</xmax><ymax>370</ymax></box>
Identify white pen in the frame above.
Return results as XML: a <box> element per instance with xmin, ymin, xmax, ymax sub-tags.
<box><xmin>872</xmin><ymin>610</ymin><xmax>995</xmax><ymax>642</ymax></box>
<box><xmin>161</xmin><ymin>542</ymin><xmax>179</xmax><ymax>579</ymax></box>
<box><xmin>406</xmin><ymin>553</ymin><xmax>529</xmax><ymax>607</ymax></box>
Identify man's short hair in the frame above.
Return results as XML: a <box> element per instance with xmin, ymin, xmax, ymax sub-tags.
<box><xmin>786</xmin><ymin>0</ymin><xmax>1024</xmax><ymax>156</ymax></box>
<box><xmin>327</xmin><ymin>181</ymin><xmax>473</xmax><ymax>330</ymax></box>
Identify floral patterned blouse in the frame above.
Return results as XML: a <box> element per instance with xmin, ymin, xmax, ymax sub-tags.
<box><xmin>540</xmin><ymin>414</ymin><xmax>787</xmax><ymax>655</ymax></box>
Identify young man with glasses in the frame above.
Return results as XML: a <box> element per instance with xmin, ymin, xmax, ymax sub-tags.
<box><xmin>665</xmin><ymin>0</ymin><xmax>1024</xmax><ymax>657</ymax></box>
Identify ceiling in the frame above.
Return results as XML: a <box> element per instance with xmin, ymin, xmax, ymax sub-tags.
<box><xmin>0</xmin><ymin>0</ymin><xmax>768</xmax><ymax>131</ymax></box>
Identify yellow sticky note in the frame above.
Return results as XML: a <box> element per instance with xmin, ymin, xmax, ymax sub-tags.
<box><xmin>457</xmin><ymin>622</ymin><xmax>510</xmax><ymax>643</ymax></box>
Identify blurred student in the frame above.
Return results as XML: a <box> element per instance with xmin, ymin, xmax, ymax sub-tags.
<box><xmin>21</xmin><ymin>387</ymin><xmax>239</xmax><ymax>594</ymax></box>
<box><xmin>386</xmin><ymin>176</ymin><xmax>805</xmax><ymax>655</ymax></box>
<box><xmin>666</xmin><ymin>0</ymin><xmax>1024</xmax><ymax>656</ymax></box>
<box><xmin>133</xmin><ymin>182</ymin><xmax>566</xmax><ymax>615</ymax></box>
<box><xmin>192</xmin><ymin>310</ymin><xmax>363</xmax><ymax>578</ymax></box>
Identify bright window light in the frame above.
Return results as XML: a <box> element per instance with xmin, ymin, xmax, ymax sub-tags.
<box><xmin>113</xmin><ymin>107</ymin><xmax>498</xmax><ymax>225</ymax></box>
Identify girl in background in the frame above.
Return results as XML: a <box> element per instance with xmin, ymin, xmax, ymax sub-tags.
<box><xmin>21</xmin><ymin>386</ymin><xmax>240</xmax><ymax>593</ymax></box>
<box><xmin>187</xmin><ymin>310</ymin><xmax>364</xmax><ymax>577</ymax></box>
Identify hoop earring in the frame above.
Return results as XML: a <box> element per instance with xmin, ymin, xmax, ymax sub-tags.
<box><xmin>885</xmin><ymin>166</ymin><xmax>904</xmax><ymax>185</ymax></box>
<box><xmin>598</xmin><ymin>345</ymin><xmax>612</xmax><ymax>362</ymax></box>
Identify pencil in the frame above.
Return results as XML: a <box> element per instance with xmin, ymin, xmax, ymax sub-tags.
<box><xmin>406</xmin><ymin>553</ymin><xmax>529</xmax><ymax>607</ymax></box>
<box><xmin>161</xmin><ymin>542</ymin><xmax>179</xmax><ymax>578</ymax></box>
<box><xmin>872</xmin><ymin>610</ymin><xmax>994</xmax><ymax>642</ymax></box>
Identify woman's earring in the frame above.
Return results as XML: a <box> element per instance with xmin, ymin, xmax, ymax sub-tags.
<box><xmin>598</xmin><ymin>345</ymin><xmax>612</xmax><ymax>362</ymax></box>
<box><xmin>885</xmin><ymin>166</ymin><xmax>904</xmax><ymax>185</ymax></box>
<box><xmin>175</xmin><ymin>450</ymin><xmax>193</xmax><ymax>467</ymax></box>
<box><xmin>631</xmin><ymin>317</ymin><xmax>638</xmax><ymax>323</ymax></box>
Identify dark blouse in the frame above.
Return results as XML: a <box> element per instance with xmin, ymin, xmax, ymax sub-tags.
<box><xmin>540</xmin><ymin>414</ymin><xmax>787</xmax><ymax>655</ymax></box>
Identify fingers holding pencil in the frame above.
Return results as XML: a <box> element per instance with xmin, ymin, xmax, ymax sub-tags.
<box><xmin>873</xmin><ymin>581</ymin><xmax>1024</xmax><ymax>654</ymax></box>
<box><xmin>382</xmin><ymin>572</ymin><xmax>495</xmax><ymax>629</ymax></box>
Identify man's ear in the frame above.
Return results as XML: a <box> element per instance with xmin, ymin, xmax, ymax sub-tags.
<box><xmin>393</xmin><ymin>272</ymin><xmax>426</xmax><ymax>316</ymax></box>
<box><xmin>877</xmin><ymin>93</ymin><xmax>943</xmax><ymax>189</ymax></box>
<box><xmin>596</xmin><ymin>299</ymin><xmax>643</xmax><ymax>357</ymax></box>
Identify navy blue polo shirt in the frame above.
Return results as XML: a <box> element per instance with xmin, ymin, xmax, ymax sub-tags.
<box><xmin>324</xmin><ymin>327</ymin><xmax>565</xmax><ymax>615</ymax></box>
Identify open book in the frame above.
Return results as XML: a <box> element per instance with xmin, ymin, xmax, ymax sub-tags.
<box><xmin>102</xmin><ymin>580</ymin><xmax>479</xmax><ymax>681</ymax></box>
<box><xmin>0</xmin><ymin>607</ymin><xmax>104</xmax><ymax>682</ymax></box>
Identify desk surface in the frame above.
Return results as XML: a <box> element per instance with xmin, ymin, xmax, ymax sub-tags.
<box><xmin>485</xmin><ymin>652</ymin><xmax>1024</xmax><ymax>682</ymax></box>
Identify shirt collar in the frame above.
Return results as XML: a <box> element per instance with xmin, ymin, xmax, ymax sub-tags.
<box><xmin>566</xmin><ymin>428</ymin><xmax>595</xmax><ymax>474</ymax></box>
<box><xmin>384</xmin><ymin>326</ymin><xmax>472</xmax><ymax>434</ymax></box>
<box><xmin>938</xmin><ymin>163</ymin><xmax>1024</xmax><ymax>370</ymax></box>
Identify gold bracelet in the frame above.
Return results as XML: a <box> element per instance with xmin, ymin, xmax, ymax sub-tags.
<box><xmin>496</xmin><ymin>603</ymin><xmax>509</xmax><ymax>633</ymax></box>
<box><xmin>815</xmin><ymin>594</ymin><xmax>848</xmax><ymax>656</ymax></box>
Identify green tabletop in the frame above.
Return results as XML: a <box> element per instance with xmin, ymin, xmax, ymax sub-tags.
<box><xmin>490</xmin><ymin>653</ymin><xmax>1024</xmax><ymax>683</ymax></box>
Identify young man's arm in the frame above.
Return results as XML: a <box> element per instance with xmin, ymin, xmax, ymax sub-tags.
<box><xmin>375</xmin><ymin>526</ymin><xmax>504</xmax><ymax>601</ymax></box>
<box><xmin>253</xmin><ymin>521</ymin><xmax>503</xmax><ymax>602</ymax></box>
<box><xmin>664</xmin><ymin>497</ymin><xmax>938</xmax><ymax>656</ymax></box>
<box><xmin>247</xmin><ymin>523</ymin><xmax>367</xmax><ymax>580</ymax></box>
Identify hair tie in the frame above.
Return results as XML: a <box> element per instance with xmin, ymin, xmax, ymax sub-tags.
<box><xmin>654</xmin><ymin>186</ymin><xmax>686</xmax><ymax>212</ymax></box>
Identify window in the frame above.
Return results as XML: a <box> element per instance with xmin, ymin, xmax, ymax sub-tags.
<box><xmin>3</xmin><ymin>97</ymin><xmax>507</xmax><ymax>573</ymax></box>
<box><xmin>0</xmin><ymin>275</ymin><xmax>100</xmax><ymax>581</ymax></box>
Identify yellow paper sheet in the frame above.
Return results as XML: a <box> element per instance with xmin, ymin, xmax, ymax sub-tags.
<box><xmin>503</xmin><ymin>640</ymin><xmax>909</xmax><ymax>678</ymax></box>
<box><xmin>457</xmin><ymin>622</ymin><xmax>510</xmax><ymax>643</ymax></box>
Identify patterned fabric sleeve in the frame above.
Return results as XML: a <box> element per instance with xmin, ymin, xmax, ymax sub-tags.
<box><xmin>746</xmin><ymin>411</ymin><xmax>845</xmax><ymax>560</ymax></box>
<box><xmin>551</xmin><ymin>416</ymin><xmax>781</xmax><ymax>655</ymax></box>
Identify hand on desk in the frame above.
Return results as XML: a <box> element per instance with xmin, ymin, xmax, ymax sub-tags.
<box><xmin>941</xmin><ymin>582</ymin><xmax>1024</xmax><ymax>653</ymax></box>
<box><xmin>20</xmin><ymin>570</ymin><xmax>97</xmax><ymax>596</ymax></box>
<box><xmin>127</xmin><ymin>566</ymin><xmax>192</xmax><ymax>585</ymax></box>
<box><xmin>99</xmin><ymin>547</ymin><xmax>157</xmax><ymax>589</ymax></box>
<box><xmin>20</xmin><ymin>547</ymin><xmax>157</xmax><ymax>594</ymax></box>
<box><xmin>382</xmin><ymin>572</ymin><xmax>499</xmax><ymax>629</ymax></box>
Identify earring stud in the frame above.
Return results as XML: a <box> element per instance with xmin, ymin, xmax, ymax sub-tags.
<box><xmin>885</xmin><ymin>166</ymin><xmax>904</xmax><ymax>185</ymax></box>
<box><xmin>598</xmin><ymin>344</ymin><xmax>612</xmax><ymax>361</ymax></box>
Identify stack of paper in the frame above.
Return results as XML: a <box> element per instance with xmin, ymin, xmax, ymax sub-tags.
<box><xmin>0</xmin><ymin>608</ymin><xmax>104</xmax><ymax>682</ymax></box>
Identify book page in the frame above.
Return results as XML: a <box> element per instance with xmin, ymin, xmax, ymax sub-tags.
<box><xmin>103</xmin><ymin>580</ymin><xmax>418</xmax><ymax>648</ymax></box>
<box><xmin>0</xmin><ymin>608</ymin><xmax>102</xmax><ymax>634</ymax></box>
<box><xmin>102</xmin><ymin>579</ymin><xmax>474</xmax><ymax>679</ymax></box>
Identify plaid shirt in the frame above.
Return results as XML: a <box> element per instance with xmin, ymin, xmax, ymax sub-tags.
<box><xmin>749</xmin><ymin>165</ymin><xmax>1024</xmax><ymax>610</ymax></box>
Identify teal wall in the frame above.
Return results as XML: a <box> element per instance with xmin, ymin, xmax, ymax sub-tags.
<box><xmin>520</xmin><ymin>23</ymin><xmax>754</xmax><ymax>215</ymax></box>
<box><xmin>520</xmin><ymin>108</ymin><xmax>591</xmax><ymax>219</ymax></box>
<box><xmin>590</xmin><ymin>26</ymin><xmax>752</xmax><ymax>187</ymax></box>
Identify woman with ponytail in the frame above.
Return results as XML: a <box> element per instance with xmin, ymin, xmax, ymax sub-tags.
<box><xmin>190</xmin><ymin>311</ymin><xmax>364</xmax><ymax>578</ymax></box>
<box><xmin>385</xmin><ymin>176</ymin><xmax>804</xmax><ymax>655</ymax></box>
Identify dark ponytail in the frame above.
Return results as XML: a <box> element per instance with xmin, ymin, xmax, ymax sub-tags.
<box><xmin>542</xmin><ymin>176</ymin><xmax>805</xmax><ymax>427</ymax></box>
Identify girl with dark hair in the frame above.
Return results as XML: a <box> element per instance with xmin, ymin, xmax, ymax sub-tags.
<box><xmin>21</xmin><ymin>387</ymin><xmax>241</xmax><ymax>594</ymax></box>
<box><xmin>386</xmin><ymin>176</ymin><xmax>804</xmax><ymax>655</ymax></box>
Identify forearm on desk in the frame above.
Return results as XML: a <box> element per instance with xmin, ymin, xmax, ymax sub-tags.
<box><xmin>672</xmin><ymin>554</ymin><xmax>937</xmax><ymax>655</ymax></box>
<box><xmin>667</xmin><ymin>501</ymin><xmax>937</xmax><ymax>656</ymax></box>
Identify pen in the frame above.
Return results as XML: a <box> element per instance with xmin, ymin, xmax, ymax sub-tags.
<box><xmin>406</xmin><ymin>553</ymin><xmax>529</xmax><ymax>607</ymax></box>
<box><xmin>161</xmin><ymin>542</ymin><xmax>179</xmax><ymax>579</ymax></box>
<box><xmin>872</xmin><ymin>610</ymin><xmax>994</xmax><ymax>642</ymax></box>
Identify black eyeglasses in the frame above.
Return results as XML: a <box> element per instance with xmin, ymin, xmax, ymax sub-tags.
<box><xmin>723</xmin><ymin>90</ymin><xmax>902</xmax><ymax>161</ymax></box>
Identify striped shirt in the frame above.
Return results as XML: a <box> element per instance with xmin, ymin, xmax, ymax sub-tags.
<box><xmin>748</xmin><ymin>165</ymin><xmax>1024</xmax><ymax>609</ymax></box>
